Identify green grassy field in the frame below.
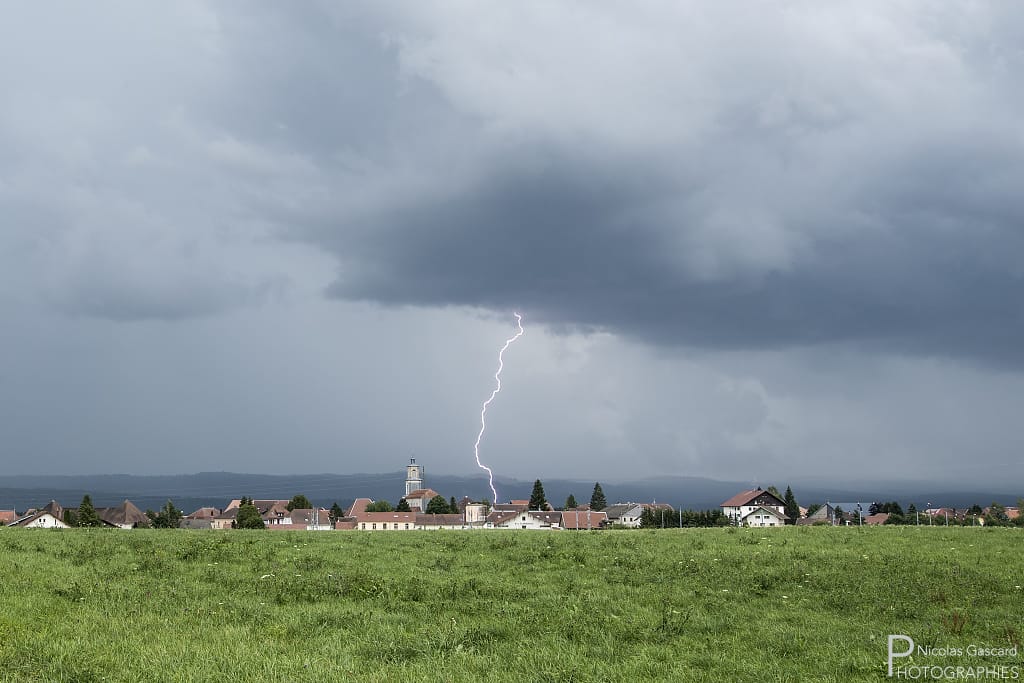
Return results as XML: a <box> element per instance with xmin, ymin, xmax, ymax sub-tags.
<box><xmin>0</xmin><ymin>527</ymin><xmax>1020</xmax><ymax>682</ymax></box>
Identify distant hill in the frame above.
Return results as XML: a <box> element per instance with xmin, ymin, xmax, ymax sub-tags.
<box><xmin>0</xmin><ymin>472</ymin><xmax>1018</xmax><ymax>515</ymax></box>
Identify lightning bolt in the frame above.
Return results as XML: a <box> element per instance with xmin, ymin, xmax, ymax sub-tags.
<box><xmin>474</xmin><ymin>312</ymin><xmax>524</xmax><ymax>505</ymax></box>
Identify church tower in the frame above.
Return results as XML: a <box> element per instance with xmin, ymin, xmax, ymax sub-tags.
<box><xmin>405</xmin><ymin>458</ymin><xmax>423</xmax><ymax>496</ymax></box>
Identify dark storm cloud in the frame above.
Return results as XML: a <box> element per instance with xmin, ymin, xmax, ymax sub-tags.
<box><xmin>282</xmin><ymin>4</ymin><xmax>1024</xmax><ymax>366</ymax></box>
<box><xmin>324</xmin><ymin>141</ymin><xmax>1024</xmax><ymax>365</ymax></box>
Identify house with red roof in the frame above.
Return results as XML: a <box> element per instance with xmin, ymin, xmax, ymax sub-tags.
<box><xmin>560</xmin><ymin>510</ymin><xmax>607</xmax><ymax>530</ymax></box>
<box><xmin>721</xmin><ymin>488</ymin><xmax>787</xmax><ymax>527</ymax></box>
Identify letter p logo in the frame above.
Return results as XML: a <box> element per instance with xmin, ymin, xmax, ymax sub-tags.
<box><xmin>888</xmin><ymin>635</ymin><xmax>914</xmax><ymax>676</ymax></box>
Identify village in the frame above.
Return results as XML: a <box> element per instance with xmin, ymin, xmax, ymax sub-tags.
<box><xmin>3</xmin><ymin>459</ymin><xmax>1019</xmax><ymax>531</ymax></box>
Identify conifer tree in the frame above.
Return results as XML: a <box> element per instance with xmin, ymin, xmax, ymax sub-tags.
<box><xmin>590</xmin><ymin>483</ymin><xmax>607</xmax><ymax>511</ymax></box>
<box><xmin>329</xmin><ymin>502</ymin><xmax>344</xmax><ymax>521</ymax></box>
<box><xmin>783</xmin><ymin>486</ymin><xmax>800</xmax><ymax>525</ymax></box>
<box><xmin>565</xmin><ymin>494</ymin><xmax>578</xmax><ymax>510</ymax></box>
<box><xmin>77</xmin><ymin>494</ymin><xmax>102</xmax><ymax>527</ymax></box>
<box><xmin>395</xmin><ymin>498</ymin><xmax>411</xmax><ymax>512</ymax></box>
<box><xmin>528</xmin><ymin>480</ymin><xmax>547</xmax><ymax>510</ymax></box>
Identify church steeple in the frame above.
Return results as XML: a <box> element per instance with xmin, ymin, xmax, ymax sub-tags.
<box><xmin>405</xmin><ymin>457</ymin><xmax>423</xmax><ymax>497</ymax></box>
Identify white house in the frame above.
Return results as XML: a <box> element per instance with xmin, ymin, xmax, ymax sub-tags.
<box><xmin>416</xmin><ymin>513</ymin><xmax>466</xmax><ymax>530</ymax></box>
<box><xmin>493</xmin><ymin>511</ymin><xmax>561</xmax><ymax>530</ymax></box>
<box><xmin>721</xmin><ymin>488</ymin><xmax>787</xmax><ymax>525</ymax></box>
<box><xmin>739</xmin><ymin>506</ymin><xmax>787</xmax><ymax>527</ymax></box>
<box><xmin>602</xmin><ymin>503</ymin><xmax>648</xmax><ymax>528</ymax></box>
<box><xmin>10</xmin><ymin>512</ymin><xmax>68</xmax><ymax>528</ymax></box>
<box><xmin>287</xmin><ymin>508</ymin><xmax>333</xmax><ymax>530</ymax></box>
<box><xmin>355</xmin><ymin>512</ymin><xmax>417</xmax><ymax>531</ymax></box>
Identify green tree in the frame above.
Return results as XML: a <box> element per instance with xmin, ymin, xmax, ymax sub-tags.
<box><xmin>425</xmin><ymin>495</ymin><xmax>451</xmax><ymax>515</ymax></box>
<box><xmin>235</xmin><ymin>502</ymin><xmax>265</xmax><ymax>529</ymax></box>
<box><xmin>365</xmin><ymin>500</ymin><xmax>394</xmax><ymax>512</ymax></box>
<box><xmin>287</xmin><ymin>494</ymin><xmax>312</xmax><ymax>511</ymax></box>
<box><xmin>783</xmin><ymin>486</ymin><xmax>800</xmax><ymax>525</ymax></box>
<box><xmin>528</xmin><ymin>480</ymin><xmax>547</xmax><ymax>510</ymax></box>
<box><xmin>146</xmin><ymin>500</ymin><xmax>183</xmax><ymax>529</ymax></box>
<box><xmin>880</xmin><ymin>501</ymin><xmax>905</xmax><ymax>516</ymax></box>
<box><xmin>63</xmin><ymin>509</ymin><xmax>78</xmax><ymax>527</ymax></box>
<box><xmin>329</xmin><ymin>502</ymin><xmax>344</xmax><ymax>522</ymax></box>
<box><xmin>450</xmin><ymin>496</ymin><xmax>459</xmax><ymax>514</ymax></box>
<box><xmin>767</xmin><ymin>485</ymin><xmax>782</xmax><ymax>499</ymax></box>
<box><xmin>986</xmin><ymin>502</ymin><xmax>1009</xmax><ymax>526</ymax></box>
<box><xmin>77</xmin><ymin>494</ymin><xmax>102</xmax><ymax>527</ymax></box>
<box><xmin>805</xmin><ymin>502</ymin><xmax>822</xmax><ymax>517</ymax></box>
<box><xmin>395</xmin><ymin>498</ymin><xmax>411</xmax><ymax>512</ymax></box>
<box><xmin>565</xmin><ymin>494</ymin><xmax>578</xmax><ymax>510</ymax></box>
<box><xmin>590</xmin><ymin>483</ymin><xmax>607</xmax><ymax>511</ymax></box>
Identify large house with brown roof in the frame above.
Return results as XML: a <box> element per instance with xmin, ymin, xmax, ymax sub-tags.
<box><xmin>721</xmin><ymin>488</ymin><xmax>787</xmax><ymax>527</ymax></box>
<box><xmin>96</xmin><ymin>500</ymin><xmax>150</xmax><ymax>529</ymax></box>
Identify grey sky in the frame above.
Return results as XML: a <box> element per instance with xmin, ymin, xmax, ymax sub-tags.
<box><xmin>2</xmin><ymin>3</ymin><xmax>1022</xmax><ymax>487</ymax></box>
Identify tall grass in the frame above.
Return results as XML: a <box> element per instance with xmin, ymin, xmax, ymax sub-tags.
<box><xmin>0</xmin><ymin>527</ymin><xmax>1020</xmax><ymax>682</ymax></box>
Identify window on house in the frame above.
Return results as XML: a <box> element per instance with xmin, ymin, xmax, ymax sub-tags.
<box><xmin>394</xmin><ymin>523</ymin><xmax>399</xmax><ymax>529</ymax></box>
<box><xmin>372</xmin><ymin>523</ymin><xmax>376</xmax><ymax>530</ymax></box>
<box><xmin>405</xmin><ymin>523</ymin><xmax>409</xmax><ymax>529</ymax></box>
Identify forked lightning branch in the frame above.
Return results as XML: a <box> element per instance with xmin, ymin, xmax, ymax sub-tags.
<box><xmin>473</xmin><ymin>312</ymin><xmax>524</xmax><ymax>504</ymax></box>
